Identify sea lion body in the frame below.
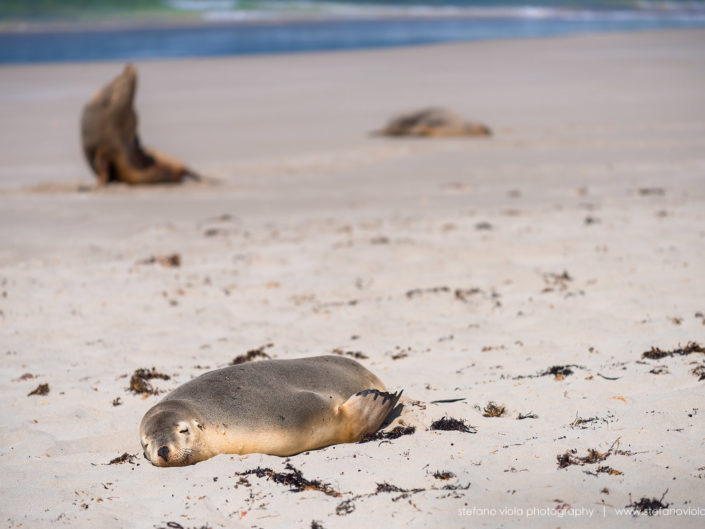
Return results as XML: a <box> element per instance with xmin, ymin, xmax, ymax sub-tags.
<box><xmin>379</xmin><ymin>107</ymin><xmax>491</xmax><ymax>137</ymax></box>
<box><xmin>140</xmin><ymin>356</ymin><xmax>401</xmax><ymax>467</ymax></box>
<box><xmin>81</xmin><ymin>64</ymin><xmax>199</xmax><ymax>185</ymax></box>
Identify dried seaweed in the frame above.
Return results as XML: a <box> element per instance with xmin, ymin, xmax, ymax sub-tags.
<box><xmin>27</xmin><ymin>383</ymin><xmax>49</xmax><ymax>396</ymax></box>
<box><xmin>129</xmin><ymin>367</ymin><xmax>170</xmax><ymax>395</ymax></box>
<box><xmin>136</xmin><ymin>254</ymin><xmax>181</xmax><ymax>268</ymax></box>
<box><xmin>405</xmin><ymin>286</ymin><xmax>450</xmax><ymax>298</ymax></box>
<box><xmin>239</xmin><ymin>463</ymin><xmax>340</xmax><ymax>497</ymax></box>
<box><xmin>360</xmin><ymin>425</ymin><xmax>415</xmax><ymax>443</ymax></box>
<box><xmin>517</xmin><ymin>412</ymin><xmax>538</xmax><ymax>420</ymax></box>
<box><xmin>638</xmin><ymin>187</ymin><xmax>665</xmax><ymax>196</ymax></box>
<box><xmin>692</xmin><ymin>364</ymin><xmax>705</xmax><ymax>381</ymax></box>
<box><xmin>108</xmin><ymin>452</ymin><xmax>137</xmax><ymax>465</ymax></box>
<box><xmin>513</xmin><ymin>364</ymin><xmax>584</xmax><ymax>380</ymax></box>
<box><xmin>430</xmin><ymin>417</ymin><xmax>477</xmax><ymax>433</ymax></box>
<box><xmin>335</xmin><ymin>499</ymin><xmax>355</xmax><ymax>515</ymax></box>
<box><xmin>482</xmin><ymin>402</ymin><xmax>506</xmax><ymax>417</ymax></box>
<box><xmin>557</xmin><ymin>439</ymin><xmax>620</xmax><ymax>469</ymax></box>
<box><xmin>541</xmin><ymin>271</ymin><xmax>573</xmax><ymax>292</ymax></box>
<box><xmin>375</xmin><ymin>482</ymin><xmax>425</xmax><ymax>501</ymax></box>
<box><xmin>454</xmin><ymin>288</ymin><xmax>482</xmax><ymax>302</ymax></box>
<box><xmin>332</xmin><ymin>348</ymin><xmax>368</xmax><ymax>360</ymax></box>
<box><xmin>642</xmin><ymin>342</ymin><xmax>704</xmax><ymax>360</ymax></box>
<box><xmin>626</xmin><ymin>490</ymin><xmax>669</xmax><ymax>516</ymax></box>
<box><xmin>585</xmin><ymin>466</ymin><xmax>622</xmax><ymax>477</ymax></box>
<box><xmin>230</xmin><ymin>344</ymin><xmax>273</xmax><ymax>365</ymax></box>
<box><xmin>433</xmin><ymin>470</ymin><xmax>455</xmax><ymax>480</ymax></box>
<box><xmin>541</xmin><ymin>365</ymin><xmax>581</xmax><ymax>379</ymax></box>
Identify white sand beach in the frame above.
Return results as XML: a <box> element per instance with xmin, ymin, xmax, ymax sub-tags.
<box><xmin>1</xmin><ymin>28</ymin><xmax>705</xmax><ymax>528</ymax></box>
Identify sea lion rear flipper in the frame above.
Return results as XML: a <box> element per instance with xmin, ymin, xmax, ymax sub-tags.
<box><xmin>339</xmin><ymin>389</ymin><xmax>403</xmax><ymax>441</ymax></box>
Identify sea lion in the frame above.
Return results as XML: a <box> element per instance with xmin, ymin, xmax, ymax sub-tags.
<box><xmin>378</xmin><ymin>107</ymin><xmax>491</xmax><ymax>137</ymax></box>
<box><xmin>80</xmin><ymin>64</ymin><xmax>200</xmax><ymax>185</ymax></box>
<box><xmin>139</xmin><ymin>356</ymin><xmax>402</xmax><ymax>467</ymax></box>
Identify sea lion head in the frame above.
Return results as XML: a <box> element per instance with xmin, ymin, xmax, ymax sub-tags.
<box><xmin>139</xmin><ymin>399</ymin><xmax>207</xmax><ymax>467</ymax></box>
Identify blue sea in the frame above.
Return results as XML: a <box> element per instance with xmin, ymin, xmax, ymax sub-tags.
<box><xmin>1</xmin><ymin>1</ymin><xmax>704</xmax><ymax>64</ymax></box>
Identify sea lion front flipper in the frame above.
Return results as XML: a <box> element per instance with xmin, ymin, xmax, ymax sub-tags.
<box><xmin>339</xmin><ymin>389</ymin><xmax>403</xmax><ymax>441</ymax></box>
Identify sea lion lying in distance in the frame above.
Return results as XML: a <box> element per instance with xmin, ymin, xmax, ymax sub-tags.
<box><xmin>80</xmin><ymin>64</ymin><xmax>200</xmax><ymax>185</ymax></box>
<box><xmin>377</xmin><ymin>107</ymin><xmax>491</xmax><ymax>138</ymax></box>
<box><xmin>140</xmin><ymin>355</ymin><xmax>402</xmax><ymax>467</ymax></box>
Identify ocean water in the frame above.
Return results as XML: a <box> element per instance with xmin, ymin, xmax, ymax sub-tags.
<box><xmin>1</xmin><ymin>1</ymin><xmax>704</xmax><ymax>64</ymax></box>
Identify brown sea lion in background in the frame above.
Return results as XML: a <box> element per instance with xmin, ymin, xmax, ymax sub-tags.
<box><xmin>377</xmin><ymin>107</ymin><xmax>491</xmax><ymax>138</ymax></box>
<box><xmin>80</xmin><ymin>64</ymin><xmax>200</xmax><ymax>185</ymax></box>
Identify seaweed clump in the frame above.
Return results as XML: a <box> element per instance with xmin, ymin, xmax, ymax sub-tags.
<box><xmin>431</xmin><ymin>416</ymin><xmax>477</xmax><ymax>433</ymax></box>
<box><xmin>230</xmin><ymin>344</ymin><xmax>273</xmax><ymax>365</ymax></box>
<box><xmin>136</xmin><ymin>254</ymin><xmax>181</xmax><ymax>268</ymax></box>
<box><xmin>557</xmin><ymin>439</ymin><xmax>620</xmax><ymax>469</ymax></box>
<box><xmin>433</xmin><ymin>470</ymin><xmax>456</xmax><ymax>480</ymax></box>
<box><xmin>360</xmin><ymin>425</ymin><xmax>416</xmax><ymax>443</ymax></box>
<box><xmin>27</xmin><ymin>383</ymin><xmax>50</xmax><ymax>396</ymax></box>
<box><xmin>626</xmin><ymin>490</ymin><xmax>669</xmax><ymax>516</ymax></box>
<box><xmin>239</xmin><ymin>463</ymin><xmax>340</xmax><ymax>497</ymax></box>
<box><xmin>642</xmin><ymin>342</ymin><xmax>704</xmax><ymax>360</ymax></box>
<box><xmin>129</xmin><ymin>367</ymin><xmax>170</xmax><ymax>395</ymax></box>
<box><xmin>482</xmin><ymin>402</ymin><xmax>506</xmax><ymax>417</ymax></box>
<box><xmin>108</xmin><ymin>452</ymin><xmax>137</xmax><ymax>465</ymax></box>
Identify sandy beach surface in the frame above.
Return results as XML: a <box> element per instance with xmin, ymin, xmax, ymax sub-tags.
<box><xmin>1</xmin><ymin>29</ymin><xmax>705</xmax><ymax>528</ymax></box>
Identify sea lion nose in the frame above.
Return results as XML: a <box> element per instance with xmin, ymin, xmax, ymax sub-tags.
<box><xmin>157</xmin><ymin>446</ymin><xmax>169</xmax><ymax>462</ymax></box>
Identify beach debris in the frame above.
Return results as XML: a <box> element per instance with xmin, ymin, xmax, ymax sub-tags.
<box><xmin>239</xmin><ymin>463</ymin><xmax>340</xmax><ymax>497</ymax></box>
<box><xmin>430</xmin><ymin>416</ymin><xmax>477</xmax><ymax>433</ymax></box>
<box><xmin>475</xmin><ymin>221</ymin><xmax>493</xmax><ymax>230</ymax></box>
<box><xmin>405</xmin><ymin>286</ymin><xmax>450</xmax><ymax>298</ymax></box>
<box><xmin>136</xmin><ymin>254</ymin><xmax>181</xmax><ymax>268</ymax></box>
<box><xmin>514</xmin><ymin>364</ymin><xmax>584</xmax><ymax>380</ymax></box>
<box><xmin>156</xmin><ymin>523</ymin><xmax>212</xmax><ymax>529</ymax></box>
<box><xmin>335</xmin><ymin>499</ymin><xmax>355</xmax><ymax>516</ymax></box>
<box><xmin>375</xmin><ymin>482</ymin><xmax>425</xmax><ymax>501</ymax></box>
<box><xmin>332</xmin><ymin>348</ymin><xmax>368</xmax><ymax>360</ymax></box>
<box><xmin>596</xmin><ymin>372</ymin><xmax>621</xmax><ymax>380</ymax></box>
<box><xmin>557</xmin><ymin>438</ymin><xmax>620</xmax><ymax>469</ymax></box>
<box><xmin>433</xmin><ymin>470</ymin><xmax>455</xmax><ymax>480</ymax></box>
<box><xmin>377</xmin><ymin>108</ymin><xmax>491</xmax><ymax>138</ymax></box>
<box><xmin>311</xmin><ymin>521</ymin><xmax>325</xmax><ymax>529</ymax></box>
<box><xmin>626</xmin><ymin>490</ymin><xmax>669</xmax><ymax>516</ymax></box>
<box><xmin>108</xmin><ymin>452</ymin><xmax>137</xmax><ymax>465</ymax></box>
<box><xmin>691</xmin><ymin>365</ymin><xmax>705</xmax><ymax>381</ymax></box>
<box><xmin>517</xmin><ymin>412</ymin><xmax>538</xmax><ymax>420</ymax></box>
<box><xmin>27</xmin><ymin>383</ymin><xmax>49</xmax><ymax>396</ymax></box>
<box><xmin>360</xmin><ymin>425</ymin><xmax>416</xmax><ymax>443</ymax></box>
<box><xmin>585</xmin><ymin>466</ymin><xmax>622</xmax><ymax>477</ymax></box>
<box><xmin>642</xmin><ymin>341</ymin><xmax>704</xmax><ymax>360</ymax></box>
<box><xmin>482</xmin><ymin>402</ymin><xmax>506</xmax><ymax>417</ymax></box>
<box><xmin>13</xmin><ymin>373</ymin><xmax>36</xmax><ymax>382</ymax></box>
<box><xmin>569</xmin><ymin>414</ymin><xmax>608</xmax><ymax>429</ymax></box>
<box><xmin>81</xmin><ymin>64</ymin><xmax>200</xmax><ymax>185</ymax></box>
<box><xmin>128</xmin><ymin>367</ymin><xmax>170</xmax><ymax>395</ymax></box>
<box><xmin>541</xmin><ymin>365</ymin><xmax>580</xmax><ymax>380</ymax></box>
<box><xmin>112</xmin><ymin>397</ymin><xmax>123</xmax><ymax>406</ymax></box>
<box><xmin>541</xmin><ymin>271</ymin><xmax>573</xmax><ymax>292</ymax></box>
<box><xmin>230</xmin><ymin>344</ymin><xmax>273</xmax><ymax>365</ymax></box>
<box><xmin>454</xmin><ymin>288</ymin><xmax>482</xmax><ymax>302</ymax></box>
<box><xmin>584</xmin><ymin>215</ymin><xmax>600</xmax><ymax>225</ymax></box>
<box><xmin>638</xmin><ymin>187</ymin><xmax>665</xmax><ymax>196</ymax></box>
<box><xmin>431</xmin><ymin>397</ymin><xmax>467</xmax><ymax>404</ymax></box>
